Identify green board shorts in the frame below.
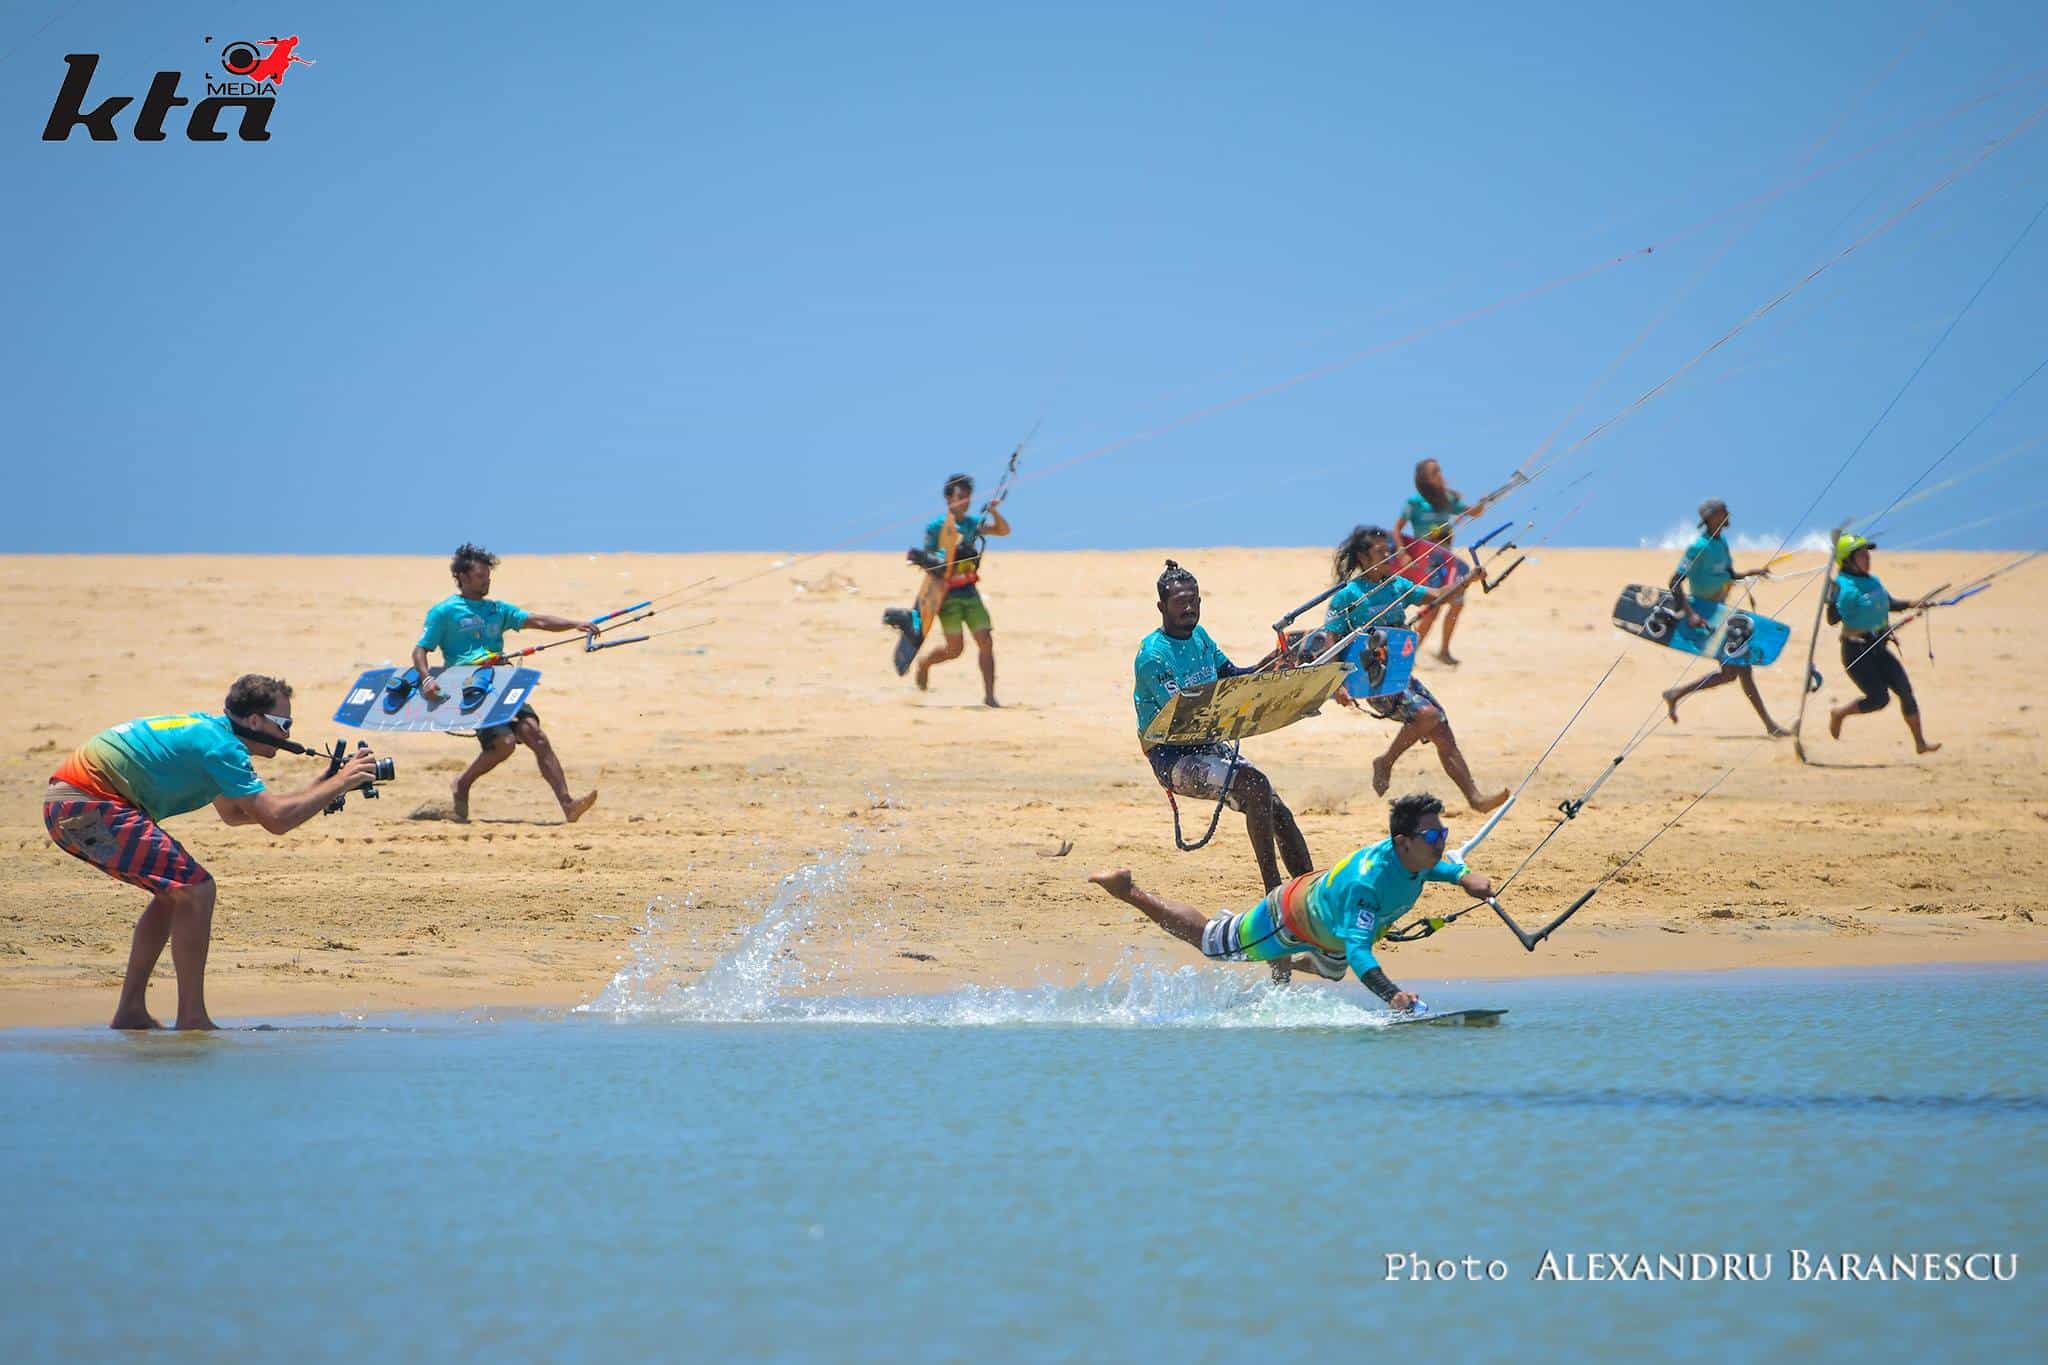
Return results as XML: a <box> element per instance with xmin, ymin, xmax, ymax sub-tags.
<box><xmin>937</xmin><ymin>591</ymin><xmax>992</xmax><ymax>634</ymax></box>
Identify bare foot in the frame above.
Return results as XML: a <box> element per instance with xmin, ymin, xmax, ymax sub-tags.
<box><xmin>109</xmin><ymin>1009</ymin><xmax>162</xmax><ymax>1030</ymax></box>
<box><xmin>984</xmin><ymin>695</ymin><xmax>1001</xmax><ymax>708</ymax></box>
<box><xmin>1088</xmin><ymin>868</ymin><xmax>1135</xmax><ymax>901</ymax></box>
<box><xmin>1916</xmin><ymin>741</ymin><xmax>1942</xmax><ymax>755</ymax></box>
<box><xmin>174</xmin><ymin>1016</ymin><xmax>218</xmax><ymax>1031</ymax></box>
<box><xmin>563</xmin><ymin>791</ymin><xmax>598</xmax><ymax>823</ymax></box>
<box><xmin>1436</xmin><ymin>652</ymin><xmax>1461</xmax><ymax>668</ymax></box>
<box><xmin>1370</xmin><ymin>754</ymin><xmax>1394</xmax><ymax>796</ymax></box>
<box><xmin>1471</xmin><ymin>788</ymin><xmax>1510</xmax><ymax>814</ymax></box>
<box><xmin>1828</xmin><ymin>710</ymin><xmax>1845</xmax><ymax>740</ymax></box>
<box><xmin>451</xmin><ymin>785</ymin><xmax>470</xmax><ymax>823</ymax></box>
<box><xmin>913</xmin><ymin>665</ymin><xmax>931</xmax><ymax>692</ymax></box>
<box><xmin>1766</xmin><ymin>724</ymin><xmax>1793</xmax><ymax>739</ymax></box>
<box><xmin>1662</xmin><ymin>688</ymin><xmax>1681</xmax><ymax>724</ymax></box>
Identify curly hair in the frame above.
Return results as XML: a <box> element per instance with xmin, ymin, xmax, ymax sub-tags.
<box><xmin>1389</xmin><ymin>791</ymin><xmax>1445</xmax><ymax>839</ymax></box>
<box><xmin>450</xmin><ymin>543</ymin><xmax>499</xmax><ymax>577</ymax></box>
<box><xmin>224</xmin><ymin>674</ymin><xmax>293</xmax><ymax>719</ymax></box>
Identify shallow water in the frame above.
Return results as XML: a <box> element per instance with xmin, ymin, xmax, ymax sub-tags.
<box><xmin>2</xmin><ymin>956</ymin><xmax>2041</xmax><ymax>1363</ymax></box>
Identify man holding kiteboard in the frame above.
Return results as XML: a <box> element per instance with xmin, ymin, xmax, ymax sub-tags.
<box><xmin>412</xmin><ymin>543</ymin><xmax>600</xmax><ymax>823</ymax></box>
<box><xmin>1136</xmin><ymin>560</ymin><xmax>1314</xmax><ymax>898</ymax></box>
<box><xmin>910</xmin><ymin>473</ymin><xmax>1011</xmax><ymax>706</ymax></box>
<box><xmin>1659</xmin><ymin>499</ymin><xmax>1792</xmax><ymax>737</ymax></box>
<box><xmin>1088</xmin><ymin>792</ymin><xmax>1493</xmax><ymax>1004</ymax></box>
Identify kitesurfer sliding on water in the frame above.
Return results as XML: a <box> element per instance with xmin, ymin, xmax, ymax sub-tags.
<box><xmin>1135</xmin><ymin>560</ymin><xmax>1313</xmax><ymax>898</ymax></box>
<box><xmin>1393</xmin><ymin>458</ymin><xmax>1494</xmax><ymax>666</ymax></box>
<box><xmin>1824</xmin><ymin>535</ymin><xmax>1941</xmax><ymax>754</ymax></box>
<box><xmin>1088</xmin><ymin>792</ymin><xmax>1494</xmax><ymax>1003</ymax></box>
<box><xmin>912</xmin><ymin>474</ymin><xmax>1010</xmax><ymax>706</ymax></box>
<box><xmin>1660</xmin><ymin>499</ymin><xmax>1791</xmax><ymax>737</ymax></box>
<box><xmin>412</xmin><ymin>543</ymin><xmax>600</xmax><ymax>823</ymax></box>
<box><xmin>1327</xmin><ymin>526</ymin><xmax>1507</xmax><ymax>813</ymax></box>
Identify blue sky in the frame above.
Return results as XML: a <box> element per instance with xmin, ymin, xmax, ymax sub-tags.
<box><xmin>3</xmin><ymin>1</ymin><xmax>2044</xmax><ymax>553</ymax></box>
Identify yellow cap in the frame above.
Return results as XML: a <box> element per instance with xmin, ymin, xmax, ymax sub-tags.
<box><xmin>1834</xmin><ymin>533</ymin><xmax>1875</xmax><ymax>568</ymax></box>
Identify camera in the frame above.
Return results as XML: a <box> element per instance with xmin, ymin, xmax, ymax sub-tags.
<box><xmin>321</xmin><ymin>740</ymin><xmax>395</xmax><ymax>814</ymax></box>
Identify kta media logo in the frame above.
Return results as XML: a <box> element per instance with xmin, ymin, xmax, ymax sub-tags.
<box><xmin>42</xmin><ymin>35</ymin><xmax>316</xmax><ymax>142</ymax></box>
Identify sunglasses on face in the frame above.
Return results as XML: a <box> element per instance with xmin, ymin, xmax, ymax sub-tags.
<box><xmin>263</xmin><ymin>713</ymin><xmax>293</xmax><ymax>735</ymax></box>
<box><xmin>1404</xmin><ymin>826</ymin><xmax>1448</xmax><ymax>848</ymax></box>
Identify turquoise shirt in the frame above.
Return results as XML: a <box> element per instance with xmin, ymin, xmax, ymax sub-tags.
<box><xmin>1301</xmin><ymin>838</ymin><xmax>1469</xmax><ymax>978</ymax></box>
<box><xmin>418</xmin><ymin>595</ymin><xmax>530</xmax><ymax>666</ymax></box>
<box><xmin>923</xmin><ymin>513</ymin><xmax>986</xmax><ymax>595</ymax></box>
<box><xmin>1402</xmin><ymin>492</ymin><xmax>1469</xmax><ymax>542</ymax></box>
<box><xmin>1134</xmin><ymin>626</ymin><xmax>1236</xmax><ymax>740</ymax></box>
<box><xmin>1677</xmin><ymin>534</ymin><xmax>1735</xmax><ymax>604</ymax></box>
<box><xmin>1325</xmin><ymin>574</ymin><xmax>1427</xmax><ymax>636</ymax></box>
<box><xmin>1835</xmin><ymin>572</ymin><xmax>1893</xmax><ymax>634</ymax></box>
<box><xmin>57</xmin><ymin>712</ymin><xmax>265</xmax><ymax>822</ymax></box>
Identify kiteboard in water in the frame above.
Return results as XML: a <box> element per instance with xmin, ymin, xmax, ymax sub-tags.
<box><xmin>1611</xmin><ymin>584</ymin><xmax>1789</xmax><ymax>668</ymax></box>
<box><xmin>333</xmin><ymin>664</ymin><xmax>541</xmax><ymax>733</ymax></box>
<box><xmin>1387</xmin><ymin>1007</ymin><xmax>1507</xmax><ymax>1028</ymax></box>
<box><xmin>1140</xmin><ymin>660</ymin><xmax>1350</xmax><ymax>746</ymax></box>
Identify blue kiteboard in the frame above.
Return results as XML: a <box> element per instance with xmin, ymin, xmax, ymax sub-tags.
<box><xmin>1341</xmin><ymin>626</ymin><xmax>1420</xmax><ymax>699</ymax></box>
<box><xmin>1611</xmin><ymin>584</ymin><xmax>1789</xmax><ymax>668</ymax></box>
<box><xmin>333</xmin><ymin>664</ymin><xmax>542</xmax><ymax>733</ymax></box>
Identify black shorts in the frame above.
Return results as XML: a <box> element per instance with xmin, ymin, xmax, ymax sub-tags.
<box><xmin>477</xmin><ymin>704</ymin><xmax>539</xmax><ymax>749</ymax></box>
<box><xmin>1842</xmin><ymin>637</ymin><xmax>1915</xmax><ymax>714</ymax></box>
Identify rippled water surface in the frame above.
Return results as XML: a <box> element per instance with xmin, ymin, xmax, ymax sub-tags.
<box><xmin>3</xmin><ymin>874</ymin><xmax>2041</xmax><ymax>1363</ymax></box>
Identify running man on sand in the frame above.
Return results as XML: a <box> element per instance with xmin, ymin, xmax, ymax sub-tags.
<box><xmin>1825</xmin><ymin>534</ymin><xmax>1941</xmax><ymax>754</ymax></box>
<box><xmin>42</xmin><ymin>675</ymin><xmax>382</xmax><ymax>1029</ymax></box>
<box><xmin>1326</xmin><ymin>526</ymin><xmax>1507</xmax><ymax>813</ymax></box>
<box><xmin>1136</xmin><ymin>560</ymin><xmax>1313</xmax><ymax>895</ymax></box>
<box><xmin>1660</xmin><ymin>498</ymin><xmax>1791</xmax><ymax>737</ymax></box>
<box><xmin>1393</xmin><ymin>457</ymin><xmax>1496</xmax><ymax>666</ymax></box>
<box><xmin>1090</xmin><ymin>792</ymin><xmax>1494</xmax><ymax>1008</ymax></box>
<box><xmin>414</xmin><ymin>543</ymin><xmax>599</xmax><ymax>823</ymax></box>
<box><xmin>912</xmin><ymin>473</ymin><xmax>1011</xmax><ymax>706</ymax></box>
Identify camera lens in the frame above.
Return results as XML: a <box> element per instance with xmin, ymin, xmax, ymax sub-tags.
<box><xmin>373</xmin><ymin>758</ymin><xmax>396</xmax><ymax>782</ymax></box>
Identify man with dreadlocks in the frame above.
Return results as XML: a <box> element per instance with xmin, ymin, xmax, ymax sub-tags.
<box><xmin>1134</xmin><ymin>560</ymin><xmax>1314</xmax><ymax>908</ymax></box>
<box><xmin>1325</xmin><ymin>525</ymin><xmax>1507</xmax><ymax>814</ymax></box>
<box><xmin>1089</xmin><ymin>792</ymin><xmax>1494</xmax><ymax>1004</ymax></box>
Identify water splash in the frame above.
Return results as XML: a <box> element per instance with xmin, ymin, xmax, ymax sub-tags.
<box><xmin>579</xmin><ymin>850</ymin><xmax>1389</xmax><ymax>1030</ymax></box>
<box><xmin>1646</xmin><ymin>519</ymin><xmax>1831</xmax><ymax>554</ymax></box>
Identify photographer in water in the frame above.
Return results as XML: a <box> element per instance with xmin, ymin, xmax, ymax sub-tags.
<box><xmin>42</xmin><ymin>674</ymin><xmax>384</xmax><ymax>1031</ymax></box>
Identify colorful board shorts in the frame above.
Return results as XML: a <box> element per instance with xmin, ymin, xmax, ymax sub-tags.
<box><xmin>43</xmin><ymin>784</ymin><xmax>211</xmax><ymax>894</ymax></box>
<box><xmin>477</xmin><ymin>704</ymin><xmax>540</xmax><ymax>749</ymax></box>
<box><xmin>1393</xmin><ymin>538</ymin><xmax>1468</xmax><ymax>590</ymax></box>
<box><xmin>1146</xmin><ymin>742</ymin><xmax>1251</xmax><ymax>813</ymax></box>
<box><xmin>937</xmin><ymin>589</ymin><xmax>992</xmax><ymax>633</ymax></box>
<box><xmin>1201</xmin><ymin>872</ymin><xmax>1340</xmax><ymax>970</ymax></box>
<box><xmin>1368</xmin><ymin>675</ymin><xmax>1447</xmax><ymax>728</ymax></box>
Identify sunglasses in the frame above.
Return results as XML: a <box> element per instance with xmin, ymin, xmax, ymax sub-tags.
<box><xmin>1404</xmin><ymin>826</ymin><xmax>1449</xmax><ymax>848</ymax></box>
<box><xmin>263</xmin><ymin>713</ymin><xmax>294</xmax><ymax>735</ymax></box>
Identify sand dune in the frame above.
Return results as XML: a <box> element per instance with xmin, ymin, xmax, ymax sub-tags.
<box><xmin>3</xmin><ymin>548</ymin><xmax>2043</xmax><ymax>1026</ymax></box>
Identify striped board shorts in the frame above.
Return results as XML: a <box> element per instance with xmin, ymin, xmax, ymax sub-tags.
<box><xmin>43</xmin><ymin>784</ymin><xmax>210</xmax><ymax>895</ymax></box>
<box><xmin>1202</xmin><ymin>871</ymin><xmax>1339</xmax><ymax>968</ymax></box>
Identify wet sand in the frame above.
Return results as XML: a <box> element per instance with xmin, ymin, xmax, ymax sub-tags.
<box><xmin>3</xmin><ymin>548</ymin><xmax>2043</xmax><ymax>1027</ymax></box>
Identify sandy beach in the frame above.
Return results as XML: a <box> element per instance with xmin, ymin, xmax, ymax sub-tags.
<box><xmin>2</xmin><ymin>547</ymin><xmax>2042</xmax><ymax>1027</ymax></box>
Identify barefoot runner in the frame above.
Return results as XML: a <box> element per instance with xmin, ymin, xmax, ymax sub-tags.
<box><xmin>1326</xmin><ymin>526</ymin><xmax>1507</xmax><ymax>813</ymax></box>
<box><xmin>1394</xmin><ymin>458</ymin><xmax>1495</xmax><ymax>666</ymax></box>
<box><xmin>1089</xmin><ymin>792</ymin><xmax>1494</xmax><ymax>1002</ymax></box>
<box><xmin>1136</xmin><ymin>560</ymin><xmax>1314</xmax><ymax>896</ymax></box>
<box><xmin>912</xmin><ymin>473</ymin><xmax>1010</xmax><ymax>707</ymax></box>
<box><xmin>42</xmin><ymin>675</ymin><xmax>382</xmax><ymax>1029</ymax></box>
<box><xmin>1659</xmin><ymin>499</ymin><xmax>1791</xmax><ymax>737</ymax></box>
<box><xmin>414</xmin><ymin>543</ymin><xmax>599</xmax><ymax>823</ymax></box>
<box><xmin>1824</xmin><ymin>535</ymin><xmax>1942</xmax><ymax>755</ymax></box>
